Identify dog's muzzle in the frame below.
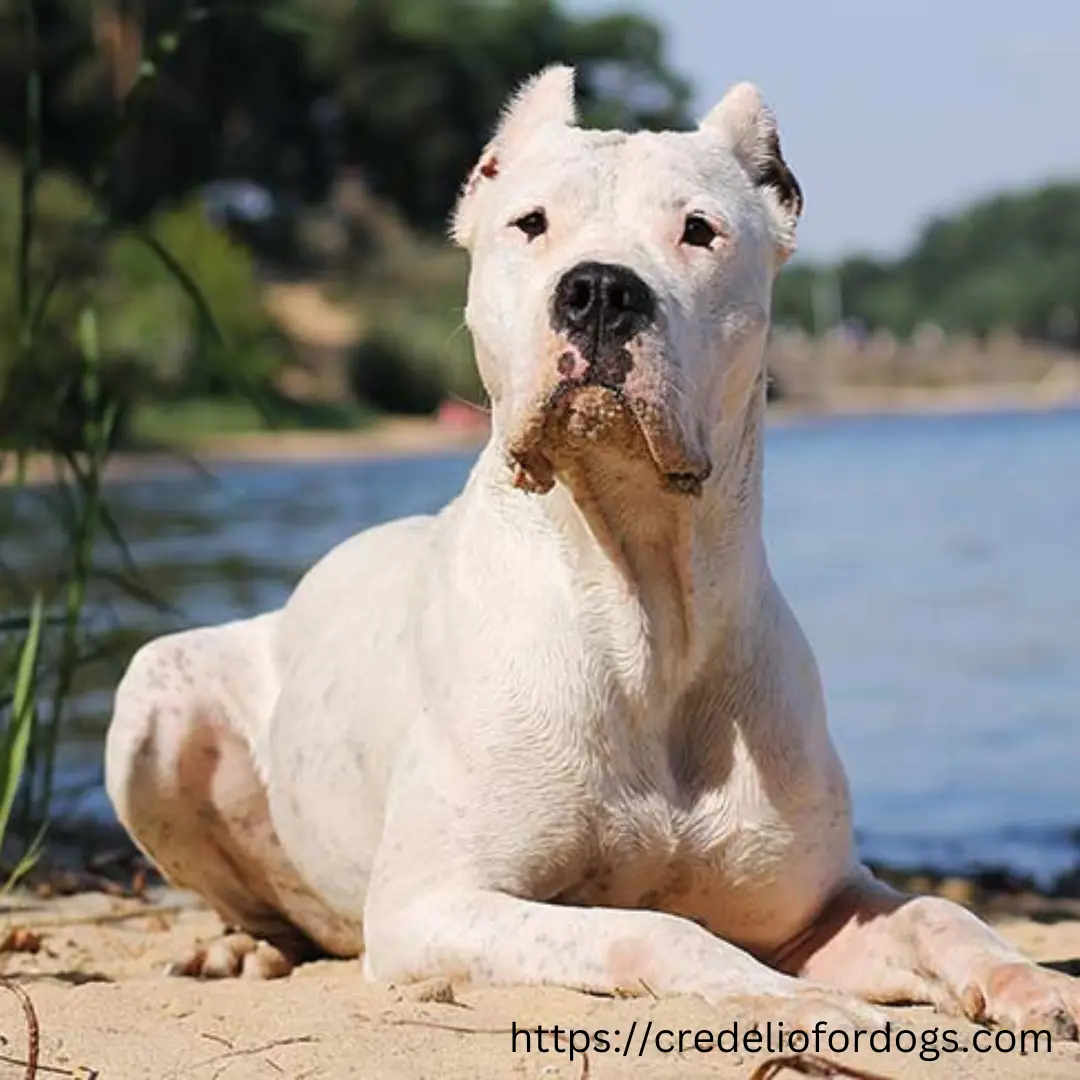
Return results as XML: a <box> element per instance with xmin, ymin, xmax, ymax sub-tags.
<box><xmin>550</xmin><ymin>261</ymin><xmax>656</xmax><ymax>381</ymax></box>
<box><xmin>507</xmin><ymin>378</ymin><xmax>713</xmax><ymax>498</ymax></box>
<box><xmin>504</xmin><ymin>263</ymin><xmax>712</xmax><ymax>497</ymax></box>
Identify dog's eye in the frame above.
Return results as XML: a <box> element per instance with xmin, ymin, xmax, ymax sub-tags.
<box><xmin>512</xmin><ymin>210</ymin><xmax>548</xmax><ymax>240</ymax></box>
<box><xmin>680</xmin><ymin>214</ymin><xmax>719</xmax><ymax>249</ymax></box>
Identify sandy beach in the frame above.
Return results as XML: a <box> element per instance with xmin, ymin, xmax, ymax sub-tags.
<box><xmin>0</xmin><ymin>884</ymin><xmax>1076</xmax><ymax>1079</ymax></box>
<box><xmin>2</xmin><ymin>416</ymin><xmax>493</xmax><ymax>489</ymax></box>
<box><xmin>6</xmin><ymin>383</ymin><xmax>1080</xmax><ymax>490</ymax></box>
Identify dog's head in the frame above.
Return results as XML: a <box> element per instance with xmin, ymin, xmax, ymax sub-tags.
<box><xmin>453</xmin><ymin>66</ymin><xmax>802</xmax><ymax>497</ymax></box>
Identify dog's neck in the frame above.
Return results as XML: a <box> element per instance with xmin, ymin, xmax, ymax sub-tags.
<box><xmin>481</xmin><ymin>376</ymin><xmax>769</xmax><ymax>695</ymax></box>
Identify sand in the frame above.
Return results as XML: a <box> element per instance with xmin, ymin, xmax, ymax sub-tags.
<box><xmin>3</xmin><ymin>417</ymin><xmax>492</xmax><ymax>489</ymax></box>
<box><xmin>0</xmin><ymin>888</ymin><xmax>1077</xmax><ymax>1079</ymax></box>
<box><xmin>7</xmin><ymin>385</ymin><xmax>1080</xmax><ymax>490</ymax></box>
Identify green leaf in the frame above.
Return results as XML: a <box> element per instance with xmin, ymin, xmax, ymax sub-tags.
<box><xmin>0</xmin><ymin>821</ymin><xmax>45</xmax><ymax>894</ymax></box>
<box><xmin>0</xmin><ymin>594</ymin><xmax>43</xmax><ymax>848</ymax></box>
<box><xmin>77</xmin><ymin>307</ymin><xmax>101</xmax><ymax>367</ymax></box>
<box><xmin>127</xmin><ymin>228</ymin><xmax>225</xmax><ymax>348</ymax></box>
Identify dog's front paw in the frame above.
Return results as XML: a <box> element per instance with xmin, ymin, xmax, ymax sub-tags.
<box><xmin>960</xmin><ymin>961</ymin><xmax>1080</xmax><ymax>1040</ymax></box>
<box><xmin>167</xmin><ymin>931</ymin><xmax>294</xmax><ymax>980</ymax></box>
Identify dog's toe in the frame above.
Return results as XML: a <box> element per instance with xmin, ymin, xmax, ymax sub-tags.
<box><xmin>963</xmin><ymin>961</ymin><xmax>1080</xmax><ymax>1040</ymax></box>
<box><xmin>167</xmin><ymin>932</ymin><xmax>293</xmax><ymax>980</ymax></box>
<box><xmin>241</xmin><ymin>940</ymin><xmax>294</xmax><ymax>980</ymax></box>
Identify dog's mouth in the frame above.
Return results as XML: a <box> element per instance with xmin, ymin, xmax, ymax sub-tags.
<box><xmin>507</xmin><ymin>377</ymin><xmax>713</xmax><ymax>497</ymax></box>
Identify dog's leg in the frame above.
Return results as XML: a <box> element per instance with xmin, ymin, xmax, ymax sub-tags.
<box><xmin>364</xmin><ymin>887</ymin><xmax>892</xmax><ymax>1028</ymax></box>
<box><xmin>784</xmin><ymin>868</ymin><xmax>1080</xmax><ymax>1036</ymax></box>
<box><xmin>105</xmin><ymin>614</ymin><xmax>361</xmax><ymax>978</ymax></box>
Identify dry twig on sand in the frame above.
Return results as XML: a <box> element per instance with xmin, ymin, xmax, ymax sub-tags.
<box><xmin>188</xmin><ymin>1034</ymin><xmax>317</xmax><ymax>1079</ymax></box>
<box><xmin>750</xmin><ymin>1052</ymin><xmax>894</xmax><ymax>1080</ymax></box>
<box><xmin>0</xmin><ymin>977</ymin><xmax>39</xmax><ymax>1079</ymax></box>
<box><xmin>0</xmin><ymin>978</ymin><xmax>100</xmax><ymax>1078</ymax></box>
<box><xmin>9</xmin><ymin>902</ymin><xmax>189</xmax><ymax>933</ymax></box>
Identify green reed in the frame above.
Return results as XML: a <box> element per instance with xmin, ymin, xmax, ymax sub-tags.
<box><xmin>0</xmin><ymin>2</ymin><xmax>231</xmax><ymax>868</ymax></box>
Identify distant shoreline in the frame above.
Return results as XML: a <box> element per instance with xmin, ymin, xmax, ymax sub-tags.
<box><xmin>5</xmin><ymin>383</ymin><xmax>1080</xmax><ymax>488</ymax></box>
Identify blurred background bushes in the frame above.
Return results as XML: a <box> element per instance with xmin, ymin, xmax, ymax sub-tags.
<box><xmin>1</xmin><ymin>0</ymin><xmax>1077</xmax><ymax>445</ymax></box>
<box><xmin>0</xmin><ymin>0</ymin><xmax>697</xmax><ymax>439</ymax></box>
<box><xmin>773</xmin><ymin>184</ymin><xmax>1080</xmax><ymax>346</ymax></box>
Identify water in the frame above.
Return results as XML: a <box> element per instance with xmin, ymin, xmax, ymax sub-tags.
<box><xmin>5</xmin><ymin>408</ymin><xmax>1079</xmax><ymax>882</ymax></box>
<box><xmin>765</xmin><ymin>409</ymin><xmax>1080</xmax><ymax>883</ymax></box>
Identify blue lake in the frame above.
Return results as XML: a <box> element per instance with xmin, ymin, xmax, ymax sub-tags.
<box><xmin>13</xmin><ymin>407</ymin><xmax>1080</xmax><ymax>882</ymax></box>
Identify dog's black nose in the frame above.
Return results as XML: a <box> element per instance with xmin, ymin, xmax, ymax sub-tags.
<box><xmin>551</xmin><ymin>262</ymin><xmax>657</xmax><ymax>353</ymax></box>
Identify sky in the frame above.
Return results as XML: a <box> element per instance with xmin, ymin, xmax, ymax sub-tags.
<box><xmin>570</xmin><ymin>0</ymin><xmax>1080</xmax><ymax>262</ymax></box>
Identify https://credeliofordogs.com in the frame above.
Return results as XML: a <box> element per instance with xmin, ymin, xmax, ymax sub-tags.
<box><xmin>509</xmin><ymin>1018</ymin><xmax>1054</xmax><ymax>1063</ymax></box>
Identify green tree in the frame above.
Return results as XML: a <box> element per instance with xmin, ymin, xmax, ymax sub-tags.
<box><xmin>267</xmin><ymin>0</ymin><xmax>693</xmax><ymax>230</ymax></box>
<box><xmin>773</xmin><ymin>181</ymin><xmax>1080</xmax><ymax>347</ymax></box>
<box><xmin>1</xmin><ymin>1</ymin><xmax>691</xmax><ymax>235</ymax></box>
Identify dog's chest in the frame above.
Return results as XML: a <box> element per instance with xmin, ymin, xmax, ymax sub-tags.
<box><xmin>551</xmin><ymin>747</ymin><xmax>848</xmax><ymax>952</ymax></box>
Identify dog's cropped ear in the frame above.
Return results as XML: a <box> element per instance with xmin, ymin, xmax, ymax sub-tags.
<box><xmin>700</xmin><ymin>83</ymin><xmax>803</xmax><ymax>262</ymax></box>
<box><xmin>451</xmin><ymin>65</ymin><xmax>577</xmax><ymax>248</ymax></box>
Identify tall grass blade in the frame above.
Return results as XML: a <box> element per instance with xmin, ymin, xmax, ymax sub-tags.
<box><xmin>0</xmin><ymin>595</ymin><xmax>43</xmax><ymax>846</ymax></box>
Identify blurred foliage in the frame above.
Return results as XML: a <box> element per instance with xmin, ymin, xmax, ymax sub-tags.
<box><xmin>0</xmin><ymin>0</ymin><xmax>269</xmax><ymax>851</ymax></box>
<box><xmin>128</xmin><ymin>396</ymin><xmax>371</xmax><ymax>444</ymax></box>
<box><xmin>0</xmin><ymin>158</ymin><xmax>291</xmax><ymax>449</ymax></box>
<box><xmin>0</xmin><ymin>0</ymin><xmax>694</xmax><ymax>424</ymax></box>
<box><xmin>290</xmin><ymin>0</ymin><xmax>691</xmax><ymax>229</ymax></box>
<box><xmin>105</xmin><ymin>201</ymin><xmax>290</xmax><ymax>396</ymax></box>
<box><xmin>1</xmin><ymin>0</ymin><xmax>1077</xmax><ymax>429</ymax></box>
<box><xmin>0</xmin><ymin>0</ymin><xmax>327</xmax><ymax>222</ymax></box>
<box><xmin>0</xmin><ymin>0</ymin><xmax>691</xmax><ymax>231</ymax></box>
<box><xmin>0</xmin><ymin>595</ymin><xmax>46</xmax><ymax>884</ymax></box>
<box><xmin>775</xmin><ymin>183</ymin><xmax>1080</xmax><ymax>348</ymax></box>
<box><xmin>348</xmin><ymin>241</ymin><xmax>478</xmax><ymax>413</ymax></box>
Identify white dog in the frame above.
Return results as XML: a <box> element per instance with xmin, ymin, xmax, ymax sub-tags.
<box><xmin>106</xmin><ymin>67</ymin><xmax>1080</xmax><ymax>1036</ymax></box>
